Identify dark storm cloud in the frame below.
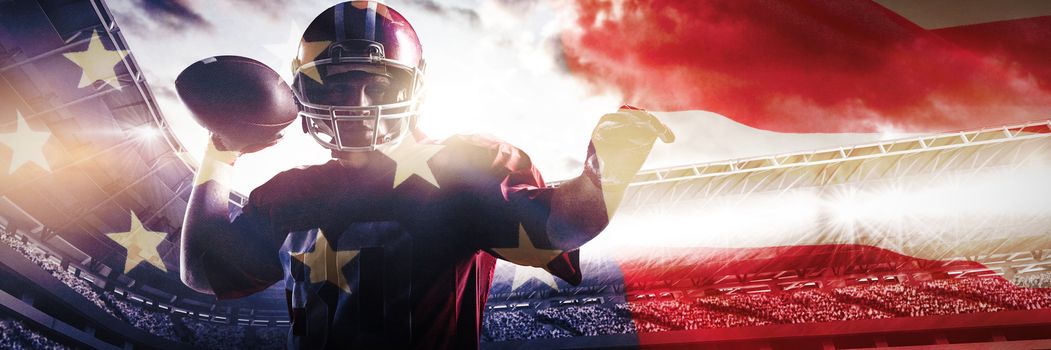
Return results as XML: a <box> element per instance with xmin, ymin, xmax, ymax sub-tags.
<box><xmin>132</xmin><ymin>0</ymin><xmax>212</xmax><ymax>31</ymax></box>
<box><xmin>545</xmin><ymin>36</ymin><xmax>570</xmax><ymax>74</ymax></box>
<box><xmin>491</xmin><ymin>0</ymin><xmax>540</xmax><ymax>14</ymax></box>
<box><xmin>224</xmin><ymin>0</ymin><xmax>289</xmax><ymax>19</ymax></box>
<box><xmin>400</xmin><ymin>0</ymin><xmax>480</xmax><ymax>27</ymax></box>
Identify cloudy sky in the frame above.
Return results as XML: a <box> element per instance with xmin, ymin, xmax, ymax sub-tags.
<box><xmin>109</xmin><ymin>0</ymin><xmax>631</xmax><ymax>192</ymax></box>
<box><xmin>107</xmin><ymin>0</ymin><xmax>1051</xmax><ymax>193</ymax></box>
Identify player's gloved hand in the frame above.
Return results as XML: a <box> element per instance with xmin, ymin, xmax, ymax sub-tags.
<box><xmin>589</xmin><ymin>105</ymin><xmax>675</xmax><ymax>185</ymax></box>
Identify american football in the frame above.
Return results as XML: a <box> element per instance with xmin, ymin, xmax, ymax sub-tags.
<box><xmin>174</xmin><ymin>55</ymin><xmax>297</xmax><ymax>150</ymax></box>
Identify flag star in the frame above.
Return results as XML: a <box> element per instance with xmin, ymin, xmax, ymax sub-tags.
<box><xmin>493</xmin><ymin>225</ymin><xmax>563</xmax><ymax>268</ymax></box>
<box><xmin>107</xmin><ymin>213</ymin><xmax>167</xmax><ymax>273</ymax></box>
<box><xmin>510</xmin><ymin>265</ymin><xmax>560</xmax><ymax>292</ymax></box>
<box><xmin>193</xmin><ymin>141</ymin><xmax>238</xmax><ymax>186</ymax></box>
<box><xmin>0</xmin><ymin>111</ymin><xmax>52</xmax><ymax>174</ymax></box>
<box><xmin>264</xmin><ymin>22</ymin><xmax>301</xmax><ymax>82</ymax></box>
<box><xmin>380</xmin><ymin>136</ymin><xmax>445</xmax><ymax>188</ymax></box>
<box><xmin>294</xmin><ymin>39</ymin><xmax>332</xmax><ymax>84</ymax></box>
<box><xmin>62</xmin><ymin>31</ymin><xmax>129</xmax><ymax>90</ymax></box>
<box><xmin>292</xmin><ymin>231</ymin><xmax>358</xmax><ymax>293</ymax></box>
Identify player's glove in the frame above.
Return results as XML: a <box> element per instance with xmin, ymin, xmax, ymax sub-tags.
<box><xmin>589</xmin><ymin>105</ymin><xmax>675</xmax><ymax>185</ymax></box>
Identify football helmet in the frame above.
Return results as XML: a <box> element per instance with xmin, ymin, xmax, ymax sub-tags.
<box><xmin>292</xmin><ymin>1</ymin><xmax>425</xmax><ymax>152</ymax></box>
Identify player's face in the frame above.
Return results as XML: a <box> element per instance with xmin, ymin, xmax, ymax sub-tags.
<box><xmin>305</xmin><ymin>70</ymin><xmax>406</xmax><ymax>148</ymax></box>
<box><xmin>314</xmin><ymin>71</ymin><xmax>399</xmax><ymax>106</ymax></box>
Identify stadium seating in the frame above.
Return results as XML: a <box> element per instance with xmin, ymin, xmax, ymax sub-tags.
<box><xmin>0</xmin><ymin>317</ymin><xmax>70</xmax><ymax>350</ymax></box>
<box><xmin>536</xmin><ymin>304</ymin><xmax>634</xmax><ymax>336</ymax></box>
<box><xmin>1</xmin><ymin>230</ymin><xmax>119</xmax><ymax>318</ymax></box>
<box><xmin>6</xmin><ymin>226</ymin><xmax>1051</xmax><ymax>346</ymax></box>
<box><xmin>1013</xmin><ymin>271</ymin><xmax>1051</xmax><ymax>289</ymax></box>
<box><xmin>482</xmin><ymin>275</ymin><xmax>1051</xmax><ymax>342</ymax></box>
<box><xmin>1</xmin><ymin>229</ymin><xmax>287</xmax><ymax>349</ymax></box>
<box><xmin>922</xmin><ymin>277</ymin><xmax>1051</xmax><ymax>310</ymax></box>
<box><xmin>482</xmin><ymin>309</ymin><xmax>572</xmax><ymax>341</ymax></box>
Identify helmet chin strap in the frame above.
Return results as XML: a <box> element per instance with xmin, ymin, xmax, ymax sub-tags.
<box><xmin>332</xmin><ymin>149</ymin><xmax>371</xmax><ymax>168</ymax></box>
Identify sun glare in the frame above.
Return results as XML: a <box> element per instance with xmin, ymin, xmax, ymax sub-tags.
<box><xmin>587</xmin><ymin>159</ymin><xmax>1051</xmax><ymax>260</ymax></box>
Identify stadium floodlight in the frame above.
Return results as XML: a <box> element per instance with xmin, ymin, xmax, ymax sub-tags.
<box><xmin>592</xmin><ymin>189</ymin><xmax>822</xmax><ymax>248</ymax></box>
<box><xmin>134</xmin><ymin>126</ymin><xmax>160</xmax><ymax>139</ymax></box>
<box><xmin>825</xmin><ymin>186</ymin><xmax>863</xmax><ymax>231</ymax></box>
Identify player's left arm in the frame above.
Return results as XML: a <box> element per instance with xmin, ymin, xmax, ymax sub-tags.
<box><xmin>547</xmin><ymin>106</ymin><xmax>674</xmax><ymax>249</ymax></box>
<box><xmin>477</xmin><ymin>106</ymin><xmax>672</xmax><ymax>282</ymax></box>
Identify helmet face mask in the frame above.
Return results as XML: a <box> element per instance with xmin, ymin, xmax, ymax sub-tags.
<box><xmin>294</xmin><ymin>61</ymin><xmax>421</xmax><ymax>150</ymax></box>
<box><xmin>292</xmin><ymin>1</ymin><xmax>425</xmax><ymax>152</ymax></box>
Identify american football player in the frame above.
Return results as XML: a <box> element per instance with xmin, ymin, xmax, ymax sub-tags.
<box><xmin>179</xmin><ymin>1</ymin><xmax>673</xmax><ymax>349</ymax></box>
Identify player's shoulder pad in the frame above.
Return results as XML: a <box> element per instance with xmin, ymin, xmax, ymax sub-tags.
<box><xmin>247</xmin><ymin>161</ymin><xmax>341</xmax><ymax>209</ymax></box>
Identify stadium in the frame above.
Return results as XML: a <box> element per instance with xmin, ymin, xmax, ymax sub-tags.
<box><xmin>1</xmin><ymin>0</ymin><xmax>1050</xmax><ymax>349</ymax></box>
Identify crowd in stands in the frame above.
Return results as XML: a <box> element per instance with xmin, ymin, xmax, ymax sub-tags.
<box><xmin>831</xmin><ymin>283</ymin><xmax>1002</xmax><ymax>317</ymax></box>
<box><xmin>1</xmin><ymin>230</ymin><xmax>117</xmax><ymax>319</ymax></box>
<box><xmin>5</xmin><ymin>226</ymin><xmax>1051</xmax><ymax>346</ymax></box>
<box><xmin>0</xmin><ymin>317</ymin><xmax>70</xmax><ymax>350</ymax></box>
<box><xmin>536</xmin><ymin>304</ymin><xmax>635</xmax><ymax>336</ymax></box>
<box><xmin>100</xmin><ymin>292</ymin><xmax>182</xmax><ymax>342</ymax></box>
<box><xmin>178</xmin><ymin>316</ymin><xmax>246</xmax><ymax>349</ymax></box>
<box><xmin>251</xmin><ymin>326</ymin><xmax>290</xmax><ymax>349</ymax></box>
<box><xmin>482</xmin><ymin>274</ymin><xmax>1051</xmax><ymax>342</ymax></box>
<box><xmin>613</xmin><ymin>303</ymin><xmax>668</xmax><ymax>333</ymax></box>
<box><xmin>1</xmin><ymin>229</ymin><xmax>289</xmax><ymax>349</ymax></box>
<box><xmin>628</xmin><ymin>299</ymin><xmax>763</xmax><ymax>330</ymax></box>
<box><xmin>785</xmin><ymin>289</ymin><xmax>892</xmax><ymax>322</ymax></box>
<box><xmin>100</xmin><ymin>288</ymin><xmax>287</xmax><ymax>349</ymax></box>
<box><xmin>921</xmin><ymin>277</ymin><xmax>1051</xmax><ymax>310</ymax></box>
<box><xmin>1013</xmin><ymin>271</ymin><xmax>1051</xmax><ymax>289</ymax></box>
<box><xmin>482</xmin><ymin>310</ymin><xmax>571</xmax><ymax>341</ymax></box>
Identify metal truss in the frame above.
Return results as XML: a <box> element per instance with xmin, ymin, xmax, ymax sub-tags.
<box><xmin>87</xmin><ymin>0</ymin><xmax>190</xmax><ymax>163</ymax></box>
<box><xmin>0</xmin><ymin>25</ymin><xmax>100</xmax><ymax>73</ymax></box>
<box><xmin>622</xmin><ymin>119</ymin><xmax>1051</xmax><ymax>209</ymax></box>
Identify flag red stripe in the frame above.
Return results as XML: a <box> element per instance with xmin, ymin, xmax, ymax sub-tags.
<box><xmin>610</xmin><ymin>244</ymin><xmax>988</xmax><ymax>285</ymax></box>
<box><xmin>561</xmin><ymin>1</ymin><xmax>1051</xmax><ymax>133</ymax></box>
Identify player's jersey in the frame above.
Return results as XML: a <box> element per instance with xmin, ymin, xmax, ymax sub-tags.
<box><xmin>207</xmin><ymin>134</ymin><xmax>587</xmax><ymax>349</ymax></box>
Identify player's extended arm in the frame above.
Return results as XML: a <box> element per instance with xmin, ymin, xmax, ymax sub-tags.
<box><xmin>180</xmin><ymin>140</ymin><xmax>240</xmax><ymax>293</ymax></box>
<box><xmin>177</xmin><ymin>56</ymin><xmax>293</xmax><ymax>296</ymax></box>
<box><xmin>181</xmin><ymin>136</ymin><xmax>288</xmax><ymax>297</ymax></box>
<box><xmin>546</xmin><ymin>106</ymin><xmax>675</xmax><ymax>250</ymax></box>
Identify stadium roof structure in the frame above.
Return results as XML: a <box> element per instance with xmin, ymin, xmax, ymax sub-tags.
<box><xmin>601</xmin><ymin>120</ymin><xmax>1051</xmax><ymax>285</ymax></box>
<box><xmin>0</xmin><ymin>0</ymin><xmax>272</xmax><ymax>314</ymax></box>
<box><xmin>627</xmin><ymin>120</ymin><xmax>1050</xmax><ymax>189</ymax></box>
